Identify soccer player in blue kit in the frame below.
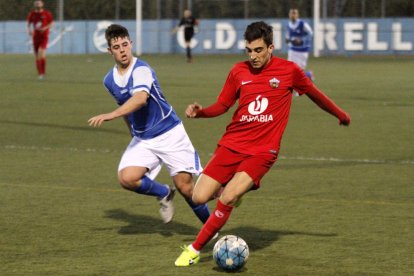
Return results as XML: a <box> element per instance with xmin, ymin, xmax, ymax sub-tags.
<box><xmin>88</xmin><ymin>24</ymin><xmax>210</xmax><ymax>225</ymax></box>
<box><xmin>285</xmin><ymin>8</ymin><xmax>314</xmax><ymax>80</ymax></box>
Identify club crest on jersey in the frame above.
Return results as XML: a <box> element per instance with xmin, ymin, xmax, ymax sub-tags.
<box><xmin>269</xmin><ymin>77</ymin><xmax>280</xmax><ymax>88</ymax></box>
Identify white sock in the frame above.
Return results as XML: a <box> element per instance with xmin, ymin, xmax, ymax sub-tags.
<box><xmin>188</xmin><ymin>244</ymin><xmax>200</xmax><ymax>254</ymax></box>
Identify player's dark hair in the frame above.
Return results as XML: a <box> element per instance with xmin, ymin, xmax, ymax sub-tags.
<box><xmin>105</xmin><ymin>24</ymin><xmax>130</xmax><ymax>47</ymax></box>
<box><xmin>244</xmin><ymin>21</ymin><xmax>273</xmax><ymax>46</ymax></box>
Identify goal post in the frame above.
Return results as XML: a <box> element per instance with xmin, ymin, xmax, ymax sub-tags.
<box><xmin>313</xmin><ymin>0</ymin><xmax>321</xmax><ymax>57</ymax></box>
<box><xmin>135</xmin><ymin>0</ymin><xmax>142</xmax><ymax>56</ymax></box>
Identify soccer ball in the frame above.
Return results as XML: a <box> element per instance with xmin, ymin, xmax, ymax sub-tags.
<box><xmin>213</xmin><ymin>235</ymin><xmax>249</xmax><ymax>271</ymax></box>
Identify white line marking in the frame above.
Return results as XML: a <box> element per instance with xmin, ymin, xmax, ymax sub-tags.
<box><xmin>3</xmin><ymin>144</ymin><xmax>414</xmax><ymax>165</ymax></box>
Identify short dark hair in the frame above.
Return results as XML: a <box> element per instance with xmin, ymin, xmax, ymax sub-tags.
<box><xmin>105</xmin><ymin>24</ymin><xmax>130</xmax><ymax>47</ymax></box>
<box><xmin>244</xmin><ymin>21</ymin><xmax>273</xmax><ymax>46</ymax></box>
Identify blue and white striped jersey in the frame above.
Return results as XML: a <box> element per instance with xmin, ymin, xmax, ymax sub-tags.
<box><xmin>286</xmin><ymin>19</ymin><xmax>313</xmax><ymax>52</ymax></box>
<box><xmin>103</xmin><ymin>57</ymin><xmax>181</xmax><ymax>139</ymax></box>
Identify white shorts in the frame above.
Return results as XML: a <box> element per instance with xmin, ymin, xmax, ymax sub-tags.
<box><xmin>288</xmin><ymin>50</ymin><xmax>309</xmax><ymax>69</ymax></box>
<box><xmin>118</xmin><ymin>123</ymin><xmax>202</xmax><ymax>180</ymax></box>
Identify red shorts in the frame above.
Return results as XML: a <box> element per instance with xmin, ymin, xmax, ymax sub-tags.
<box><xmin>202</xmin><ymin>145</ymin><xmax>278</xmax><ymax>189</ymax></box>
<box><xmin>33</xmin><ymin>34</ymin><xmax>49</xmax><ymax>52</ymax></box>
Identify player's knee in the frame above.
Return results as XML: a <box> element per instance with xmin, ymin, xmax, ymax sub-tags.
<box><xmin>191</xmin><ymin>193</ymin><xmax>209</xmax><ymax>205</ymax></box>
<box><xmin>219</xmin><ymin>193</ymin><xmax>239</xmax><ymax>207</ymax></box>
<box><xmin>118</xmin><ymin>174</ymin><xmax>140</xmax><ymax>190</ymax></box>
<box><xmin>173</xmin><ymin>173</ymin><xmax>194</xmax><ymax>198</ymax></box>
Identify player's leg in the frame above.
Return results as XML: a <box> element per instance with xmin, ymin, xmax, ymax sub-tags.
<box><xmin>37</xmin><ymin>36</ymin><xmax>49</xmax><ymax>78</ymax></box>
<box><xmin>173</xmin><ymin>172</ymin><xmax>211</xmax><ymax>224</ymax></box>
<box><xmin>33</xmin><ymin>37</ymin><xmax>42</xmax><ymax>77</ymax></box>
<box><xmin>184</xmin><ymin>30</ymin><xmax>193</xmax><ymax>62</ymax></box>
<box><xmin>156</xmin><ymin>123</ymin><xmax>212</xmax><ymax>224</ymax></box>
<box><xmin>175</xmin><ymin>172</ymin><xmax>252</xmax><ymax>267</ymax></box>
<box><xmin>175</xmin><ymin>151</ymin><xmax>277</xmax><ymax>266</ymax></box>
<box><xmin>118</xmin><ymin>137</ymin><xmax>175</xmax><ymax>223</ymax></box>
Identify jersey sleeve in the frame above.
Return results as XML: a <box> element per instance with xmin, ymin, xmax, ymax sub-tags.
<box><xmin>26</xmin><ymin>11</ymin><xmax>33</xmax><ymax>23</ymax></box>
<box><xmin>45</xmin><ymin>10</ymin><xmax>53</xmax><ymax>24</ymax></box>
<box><xmin>291</xmin><ymin>63</ymin><xmax>314</xmax><ymax>95</ymax></box>
<box><xmin>304</xmin><ymin>22</ymin><xmax>313</xmax><ymax>36</ymax></box>
<box><xmin>217</xmin><ymin>69</ymin><xmax>239</xmax><ymax>108</ymax></box>
<box><xmin>131</xmin><ymin>66</ymin><xmax>153</xmax><ymax>95</ymax></box>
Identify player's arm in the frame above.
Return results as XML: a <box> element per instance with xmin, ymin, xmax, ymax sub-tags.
<box><xmin>293</xmin><ymin>66</ymin><xmax>350</xmax><ymax>126</ymax></box>
<box><xmin>186</xmin><ymin>70</ymin><xmax>238</xmax><ymax>118</ymax></box>
<box><xmin>40</xmin><ymin>12</ymin><xmax>54</xmax><ymax>32</ymax></box>
<box><xmin>88</xmin><ymin>91</ymin><xmax>148</xmax><ymax>127</ymax></box>
<box><xmin>186</xmin><ymin>101</ymin><xmax>229</xmax><ymax>118</ymax></box>
<box><xmin>26</xmin><ymin>13</ymin><xmax>33</xmax><ymax>36</ymax></box>
<box><xmin>306</xmin><ymin>87</ymin><xmax>351</xmax><ymax>126</ymax></box>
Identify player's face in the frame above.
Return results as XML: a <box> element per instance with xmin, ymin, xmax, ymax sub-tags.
<box><xmin>34</xmin><ymin>0</ymin><xmax>44</xmax><ymax>10</ymax></box>
<box><xmin>289</xmin><ymin>9</ymin><xmax>299</xmax><ymax>21</ymax></box>
<box><xmin>108</xmin><ymin>36</ymin><xmax>133</xmax><ymax>68</ymax></box>
<box><xmin>245</xmin><ymin>38</ymin><xmax>274</xmax><ymax>69</ymax></box>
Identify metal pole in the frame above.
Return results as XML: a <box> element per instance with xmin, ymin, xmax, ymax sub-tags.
<box><xmin>381</xmin><ymin>0</ymin><xmax>386</xmax><ymax>18</ymax></box>
<box><xmin>313</xmin><ymin>0</ymin><xmax>320</xmax><ymax>57</ymax></box>
<box><xmin>244</xmin><ymin>0</ymin><xmax>249</xmax><ymax>19</ymax></box>
<box><xmin>115</xmin><ymin>0</ymin><xmax>120</xmax><ymax>20</ymax></box>
<box><xmin>58</xmin><ymin>0</ymin><xmax>64</xmax><ymax>54</ymax></box>
<box><xmin>361</xmin><ymin>0</ymin><xmax>365</xmax><ymax>18</ymax></box>
<box><xmin>136</xmin><ymin>0</ymin><xmax>142</xmax><ymax>56</ymax></box>
<box><xmin>322</xmin><ymin>0</ymin><xmax>327</xmax><ymax>19</ymax></box>
<box><xmin>157</xmin><ymin>0</ymin><xmax>161</xmax><ymax>19</ymax></box>
<box><xmin>187</xmin><ymin>0</ymin><xmax>192</xmax><ymax>10</ymax></box>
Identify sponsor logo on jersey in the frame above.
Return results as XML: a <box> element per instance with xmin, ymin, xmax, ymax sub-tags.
<box><xmin>241</xmin><ymin>80</ymin><xmax>253</xmax><ymax>85</ymax></box>
<box><xmin>241</xmin><ymin>95</ymin><xmax>273</xmax><ymax>122</ymax></box>
<box><xmin>269</xmin><ymin>77</ymin><xmax>280</xmax><ymax>88</ymax></box>
<box><xmin>248</xmin><ymin>95</ymin><xmax>268</xmax><ymax>115</ymax></box>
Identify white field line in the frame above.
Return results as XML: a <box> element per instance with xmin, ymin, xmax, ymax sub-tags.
<box><xmin>0</xmin><ymin>181</ymin><xmax>412</xmax><ymax>207</ymax></box>
<box><xmin>3</xmin><ymin>144</ymin><xmax>414</xmax><ymax>165</ymax></box>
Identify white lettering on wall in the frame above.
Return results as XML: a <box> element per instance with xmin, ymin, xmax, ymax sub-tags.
<box><xmin>367</xmin><ymin>23</ymin><xmax>388</xmax><ymax>50</ymax></box>
<box><xmin>392</xmin><ymin>23</ymin><xmax>413</xmax><ymax>51</ymax></box>
<box><xmin>317</xmin><ymin>23</ymin><xmax>338</xmax><ymax>51</ymax></box>
<box><xmin>215</xmin><ymin>23</ymin><xmax>236</xmax><ymax>49</ymax></box>
<box><xmin>344</xmin><ymin>23</ymin><xmax>364</xmax><ymax>51</ymax></box>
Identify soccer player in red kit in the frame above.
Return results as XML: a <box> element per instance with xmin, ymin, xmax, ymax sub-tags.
<box><xmin>175</xmin><ymin>21</ymin><xmax>351</xmax><ymax>266</ymax></box>
<box><xmin>26</xmin><ymin>0</ymin><xmax>53</xmax><ymax>80</ymax></box>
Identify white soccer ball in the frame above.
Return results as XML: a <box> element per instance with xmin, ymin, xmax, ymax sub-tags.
<box><xmin>213</xmin><ymin>235</ymin><xmax>249</xmax><ymax>271</ymax></box>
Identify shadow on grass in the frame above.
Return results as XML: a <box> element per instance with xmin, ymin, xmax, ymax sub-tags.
<box><xmin>200</xmin><ymin>226</ymin><xmax>337</xmax><ymax>265</ymax></box>
<box><xmin>102</xmin><ymin>209</ymin><xmax>200</xmax><ymax>237</ymax></box>
<box><xmin>103</xmin><ymin>209</ymin><xmax>336</xmax><ymax>257</ymax></box>
<box><xmin>0</xmin><ymin>119</ymin><xmax>124</xmax><ymax>135</ymax></box>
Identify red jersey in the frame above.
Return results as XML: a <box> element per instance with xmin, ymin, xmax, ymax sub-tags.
<box><xmin>216</xmin><ymin>56</ymin><xmax>315</xmax><ymax>155</ymax></box>
<box><xmin>27</xmin><ymin>9</ymin><xmax>53</xmax><ymax>36</ymax></box>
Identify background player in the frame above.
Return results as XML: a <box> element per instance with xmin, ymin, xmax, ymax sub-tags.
<box><xmin>88</xmin><ymin>24</ymin><xmax>211</xmax><ymax>225</ymax></box>
<box><xmin>26</xmin><ymin>0</ymin><xmax>53</xmax><ymax>80</ymax></box>
<box><xmin>172</xmin><ymin>9</ymin><xmax>198</xmax><ymax>63</ymax></box>
<box><xmin>175</xmin><ymin>21</ymin><xmax>350</xmax><ymax>266</ymax></box>
<box><xmin>285</xmin><ymin>8</ymin><xmax>314</xmax><ymax>81</ymax></box>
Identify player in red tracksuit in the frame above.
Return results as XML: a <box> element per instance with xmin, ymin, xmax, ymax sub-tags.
<box><xmin>175</xmin><ymin>21</ymin><xmax>351</xmax><ymax>266</ymax></box>
<box><xmin>26</xmin><ymin>0</ymin><xmax>53</xmax><ymax>80</ymax></box>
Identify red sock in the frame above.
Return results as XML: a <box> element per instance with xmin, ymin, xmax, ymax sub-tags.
<box><xmin>36</xmin><ymin>59</ymin><xmax>42</xmax><ymax>75</ymax></box>
<box><xmin>40</xmin><ymin>58</ymin><xmax>46</xmax><ymax>75</ymax></box>
<box><xmin>192</xmin><ymin>200</ymin><xmax>233</xmax><ymax>251</ymax></box>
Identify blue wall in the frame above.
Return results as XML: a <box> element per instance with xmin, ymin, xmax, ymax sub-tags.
<box><xmin>1</xmin><ymin>18</ymin><xmax>413</xmax><ymax>55</ymax></box>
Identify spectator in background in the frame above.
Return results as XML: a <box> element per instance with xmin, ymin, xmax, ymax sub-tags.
<box><xmin>172</xmin><ymin>9</ymin><xmax>199</xmax><ymax>63</ymax></box>
<box><xmin>27</xmin><ymin>0</ymin><xmax>53</xmax><ymax>80</ymax></box>
<box><xmin>285</xmin><ymin>8</ymin><xmax>314</xmax><ymax>81</ymax></box>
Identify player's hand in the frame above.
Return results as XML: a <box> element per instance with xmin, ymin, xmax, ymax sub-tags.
<box><xmin>185</xmin><ymin>102</ymin><xmax>202</xmax><ymax>118</ymax></box>
<box><xmin>88</xmin><ymin>113</ymin><xmax>114</xmax><ymax>127</ymax></box>
<box><xmin>292</xmin><ymin>38</ymin><xmax>303</xmax><ymax>46</ymax></box>
<box><xmin>339</xmin><ymin>112</ymin><xmax>351</xmax><ymax>126</ymax></box>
